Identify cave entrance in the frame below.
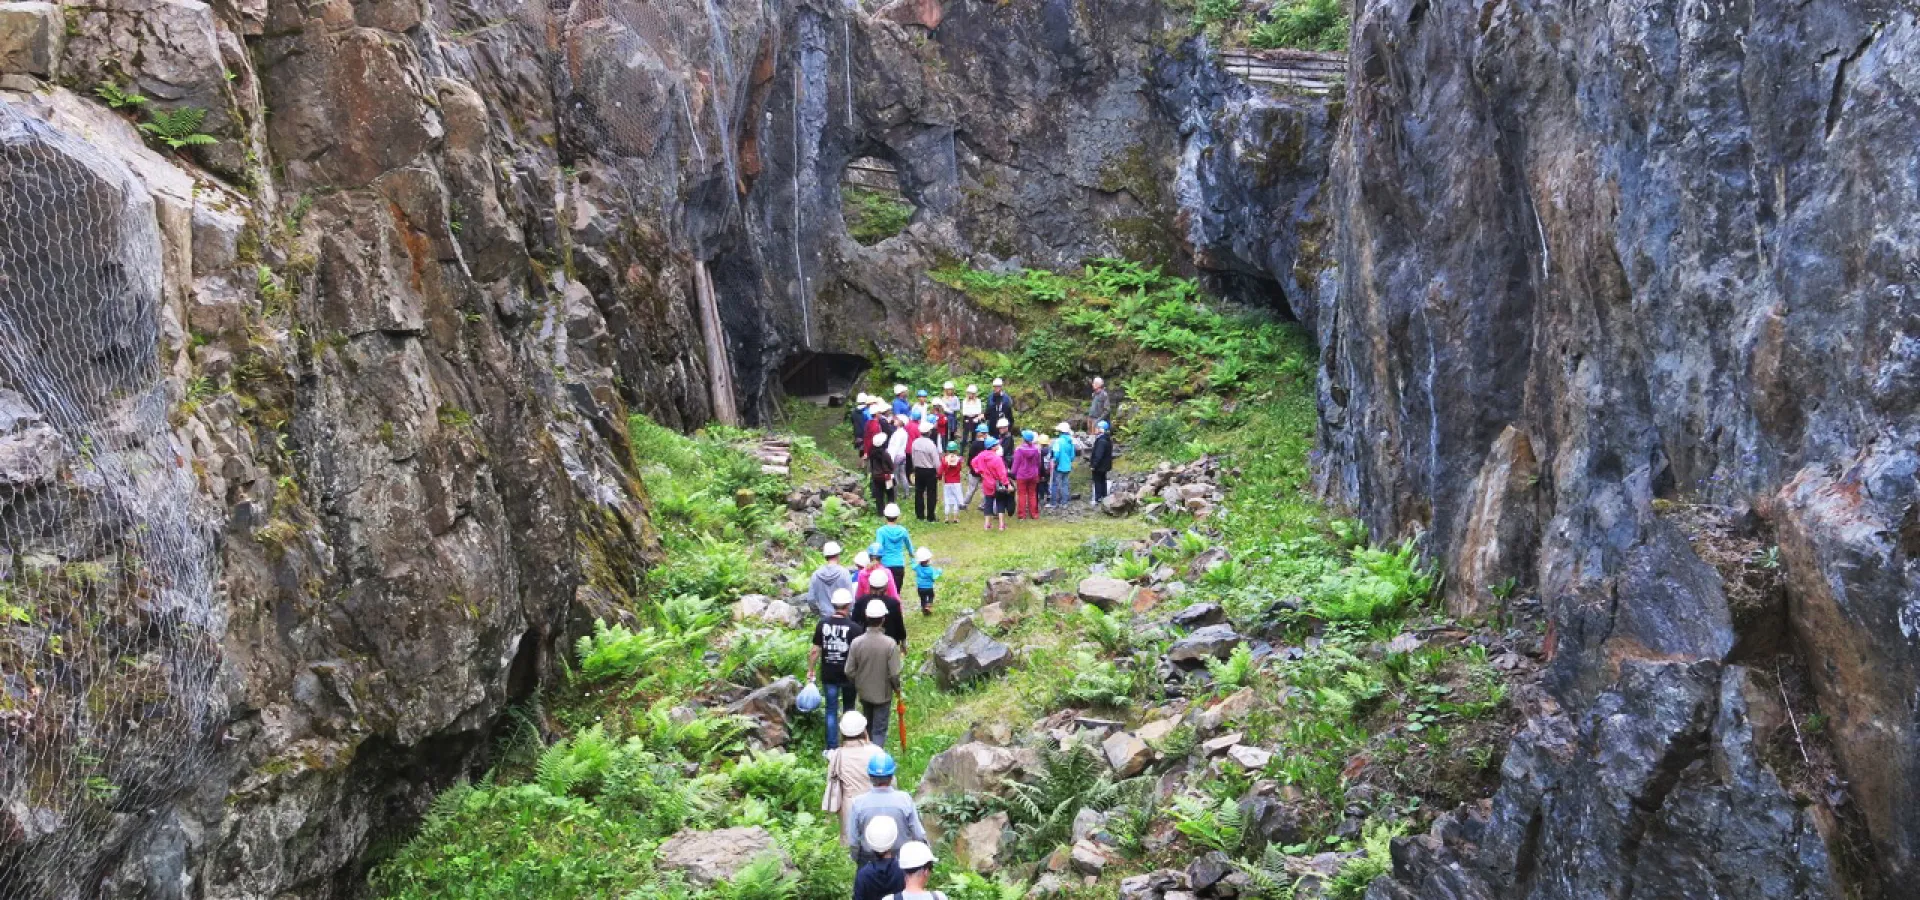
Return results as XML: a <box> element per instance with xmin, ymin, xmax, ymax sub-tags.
<box><xmin>780</xmin><ymin>351</ymin><xmax>871</xmax><ymax>404</ymax></box>
<box><xmin>840</xmin><ymin>156</ymin><xmax>914</xmax><ymax>245</ymax></box>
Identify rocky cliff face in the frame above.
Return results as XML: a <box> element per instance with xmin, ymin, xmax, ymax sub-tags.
<box><xmin>1321</xmin><ymin>0</ymin><xmax>1918</xmax><ymax>893</ymax></box>
<box><xmin>0</xmin><ymin>0</ymin><xmax>1334</xmax><ymax>895</ymax></box>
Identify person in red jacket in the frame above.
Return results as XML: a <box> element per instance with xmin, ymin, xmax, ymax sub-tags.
<box><xmin>971</xmin><ymin>438</ymin><xmax>1010</xmax><ymax>532</ymax></box>
<box><xmin>939</xmin><ymin>442</ymin><xmax>966</xmax><ymax>524</ymax></box>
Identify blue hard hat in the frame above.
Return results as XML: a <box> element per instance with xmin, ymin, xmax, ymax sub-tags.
<box><xmin>867</xmin><ymin>750</ymin><xmax>898</xmax><ymax>777</ymax></box>
<box><xmin>1021</xmin><ymin>430</ymin><xmax>1036</xmax><ymax>442</ymax></box>
<box><xmin>916</xmin><ymin>390</ymin><xmax>928</xmax><ymax>397</ymax></box>
<box><xmin>869</xmin><ymin>542</ymin><xmax>883</xmax><ymax>556</ymax></box>
<box><xmin>1098</xmin><ymin>420</ymin><xmax>1110</xmax><ymax>431</ymax></box>
<box><xmin>985</xmin><ymin>437</ymin><xmax>1000</xmax><ymax>449</ymax></box>
<box><xmin>975</xmin><ymin>424</ymin><xmax>988</xmax><ymax>434</ymax></box>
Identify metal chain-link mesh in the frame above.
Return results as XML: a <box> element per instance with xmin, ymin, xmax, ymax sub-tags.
<box><xmin>0</xmin><ymin>103</ymin><xmax>223</xmax><ymax>895</ymax></box>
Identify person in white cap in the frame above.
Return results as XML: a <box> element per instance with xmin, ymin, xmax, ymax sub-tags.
<box><xmin>809</xmin><ymin>588</ymin><xmax>860</xmax><ymax>748</ymax></box>
<box><xmin>1087</xmin><ymin>376</ymin><xmax>1110</xmax><ymax>433</ymax></box>
<box><xmin>852</xmin><ymin>816</ymin><xmax>905</xmax><ymax>898</ymax></box>
<box><xmin>938</xmin><ymin>381</ymin><xmax>960</xmax><ymax>417</ymax></box>
<box><xmin>867</xmin><ymin>431</ymin><xmax>895</xmax><ymax>510</ymax></box>
<box><xmin>1049</xmin><ymin>422</ymin><xmax>1076</xmax><ymax>508</ymax></box>
<box><xmin>911</xmin><ymin>547</ymin><xmax>942</xmax><ymax>616</ymax></box>
<box><xmin>960</xmin><ymin>384</ymin><xmax>984</xmax><ymax>436</ymax></box>
<box><xmin>824</xmin><ymin>709</ymin><xmax>883</xmax><ymax>848</ymax></box>
<box><xmin>891</xmin><ymin>384</ymin><xmax>911</xmax><ymax>417</ymax></box>
<box><xmin>857</xmin><ymin>565</ymin><xmax>906</xmax><ymax>646</ymax></box>
<box><xmin>843</xmin><ymin>598</ymin><xmax>903</xmax><ymax>753</ymax></box>
<box><xmin>986</xmin><ymin>378</ymin><xmax>1014</xmax><ymax>433</ymax></box>
<box><xmin>806</xmin><ymin>541</ymin><xmax>854</xmax><ymax>619</ymax></box>
<box><xmin>887</xmin><ymin>413</ymin><xmax>911</xmax><ymax>500</ymax></box>
<box><xmin>893</xmin><ymin>841</ymin><xmax>940</xmax><ymax>899</ymax></box>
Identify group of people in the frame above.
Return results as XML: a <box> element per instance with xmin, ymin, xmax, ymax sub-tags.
<box><xmin>852</xmin><ymin>377</ymin><xmax>1117</xmax><ymax>531</ymax></box>
<box><xmin>805</xmin><ymin>517</ymin><xmax>948</xmax><ymax>898</ymax></box>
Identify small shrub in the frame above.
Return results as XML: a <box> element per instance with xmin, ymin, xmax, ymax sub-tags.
<box><xmin>1249</xmin><ymin>0</ymin><xmax>1349</xmax><ymax>51</ymax></box>
<box><xmin>139</xmin><ymin>106</ymin><xmax>219</xmax><ymax>149</ymax></box>
<box><xmin>1170</xmin><ymin>794</ymin><xmax>1245</xmax><ymax>855</ymax></box>
<box><xmin>842</xmin><ymin>186</ymin><xmax>913</xmax><ymax>245</ymax></box>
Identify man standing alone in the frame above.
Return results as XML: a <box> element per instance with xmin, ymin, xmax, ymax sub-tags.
<box><xmin>910</xmin><ymin>419</ymin><xmax>941</xmax><ymax>523</ymax></box>
<box><xmin>1086</xmin><ymin>377</ymin><xmax>1110</xmax><ymax>433</ymax></box>
<box><xmin>1089</xmin><ymin>421</ymin><xmax>1114</xmax><ymax>503</ymax></box>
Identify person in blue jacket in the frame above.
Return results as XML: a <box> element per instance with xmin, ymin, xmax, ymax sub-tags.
<box><xmin>890</xmin><ymin>384</ymin><xmax>913</xmax><ymax>417</ymax></box>
<box><xmin>912</xmin><ymin>547</ymin><xmax>943</xmax><ymax>616</ymax></box>
<box><xmin>874</xmin><ymin>505</ymin><xmax>915</xmax><ymax>588</ymax></box>
<box><xmin>1049</xmin><ymin>422</ymin><xmax>1077</xmax><ymax>507</ymax></box>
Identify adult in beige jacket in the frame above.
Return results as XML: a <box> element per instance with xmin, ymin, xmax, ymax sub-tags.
<box><xmin>822</xmin><ymin>711</ymin><xmax>883</xmax><ymax>845</ymax></box>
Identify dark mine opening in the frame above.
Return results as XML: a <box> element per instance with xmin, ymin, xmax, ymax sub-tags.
<box><xmin>779</xmin><ymin>351</ymin><xmax>871</xmax><ymax>402</ymax></box>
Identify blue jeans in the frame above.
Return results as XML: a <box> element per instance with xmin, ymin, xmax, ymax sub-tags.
<box><xmin>1050</xmin><ymin>471</ymin><xmax>1070</xmax><ymax>505</ymax></box>
<box><xmin>823</xmin><ymin>682</ymin><xmax>856</xmax><ymax>748</ymax></box>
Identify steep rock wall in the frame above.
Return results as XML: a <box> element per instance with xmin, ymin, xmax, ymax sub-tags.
<box><xmin>1322</xmin><ymin>0</ymin><xmax>1919</xmax><ymax>892</ymax></box>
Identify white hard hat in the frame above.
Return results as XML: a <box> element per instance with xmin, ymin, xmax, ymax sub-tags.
<box><xmin>841</xmin><ymin>710</ymin><xmax>868</xmax><ymax>737</ymax></box>
<box><xmin>992</xmin><ymin>378</ymin><xmax>1005</xmax><ymax>387</ymax></box>
<box><xmin>996</xmin><ymin>418</ymin><xmax>1009</xmax><ymax>428</ymax></box>
<box><xmin>893</xmin><ymin>384</ymin><xmax>908</xmax><ymax>394</ymax></box>
<box><xmin>873</xmin><ymin>433</ymin><xmax>887</xmax><ymax>447</ymax></box>
<box><xmin>822</xmin><ymin>541</ymin><xmax>842</xmax><ymax>557</ymax></box>
<box><xmin>898</xmin><ymin>840</ymin><xmax>935</xmax><ymax>870</ymax></box>
<box><xmin>966</xmin><ymin>384</ymin><xmax>979</xmax><ymax>393</ymax></box>
<box><xmin>864</xmin><ymin>816</ymin><xmax>899</xmax><ymax>853</ymax></box>
<box><xmin>866</xmin><ymin>598</ymin><xmax>889</xmax><ymax>620</ymax></box>
<box><xmin>1056</xmin><ymin>422</ymin><xmax>1071</xmax><ymax>432</ymax></box>
<box><xmin>915</xmin><ymin>547</ymin><xmax>932</xmax><ymax>562</ymax></box>
<box><xmin>869</xmin><ymin>569</ymin><xmax>890</xmax><ymax>588</ymax></box>
<box><xmin>853</xmin><ymin>550</ymin><xmax>871</xmax><ymax>568</ymax></box>
<box><xmin>883</xmin><ymin>503</ymin><xmax>901</xmax><ymax>518</ymax></box>
<box><xmin>943</xmin><ymin>380</ymin><xmax>955</xmax><ymax>390</ymax></box>
<box><xmin>831</xmin><ymin>588</ymin><xmax>854</xmax><ymax>607</ymax></box>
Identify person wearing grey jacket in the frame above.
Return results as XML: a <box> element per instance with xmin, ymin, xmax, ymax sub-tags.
<box><xmin>910</xmin><ymin>427</ymin><xmax>941</xmax><ymax>522</ymax></box>
<box><xmin>807</xmin><ymin>542</ymin><xmax>855</xmax><ymax>618</ymax></box>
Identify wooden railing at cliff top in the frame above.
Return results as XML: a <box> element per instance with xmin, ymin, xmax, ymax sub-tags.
<box><xmin>1219</xmin><ymin>48</ymin><xmax>1347</xmax><ymax>96</ymax></box>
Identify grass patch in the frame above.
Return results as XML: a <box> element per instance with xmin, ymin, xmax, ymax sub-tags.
<box><xmin>842</xmin><ymin>186</ymin><xmax>914</xmax><ymax>245</ymax></box>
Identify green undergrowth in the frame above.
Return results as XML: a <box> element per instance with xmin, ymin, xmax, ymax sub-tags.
<box><xmin>1184</xmin><ymin>0</ymin><xmax>1350</xmax><ymax>51</ymax></box>
<box><xmin>842</xmin><ymin>185</ymin><xmax>914</xmax><ymax>245</ymax></box>
<box><xmin>903</xmin><ymin>258</ymin><xmax>1312</xmax><ymax>450</ymax></box>
<box><xmin>375</xmin><ymin>266</ymin><xmax>1516</xmax><ymax>898</ymax></box>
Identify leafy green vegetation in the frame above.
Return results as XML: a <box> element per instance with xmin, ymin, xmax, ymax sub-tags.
<box><xmin>1185</xmin><ymin>0</ymin><xmax>1350</xmax><ymax>51</ymax></box>
<box><xmin>841</xmin><ymin>185</ymin><xmax>914</xmax><ymax>245</ymax></box>
<box><xmin>138</xmin><ymin>106</ymin><xmax>219</xmax><ymax>150</ymax></box>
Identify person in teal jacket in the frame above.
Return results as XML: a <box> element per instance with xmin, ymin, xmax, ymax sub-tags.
<box><xmin>911</xmin><ymin>547</ymin><xmax>942</xmax><ymax>615</ymax></box>
<box><xmin>874</xmin><ymin>505</ymin><xmax>915</xmax><ymax>587</ymax></box>
<box><xmin>1049</xmin><ymin>422</ymin><xmax>1076</xmax><ymax>507</ymax></box>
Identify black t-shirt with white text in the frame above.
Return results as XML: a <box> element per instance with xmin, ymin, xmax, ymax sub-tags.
<box><xmin>813</xmin><ymin>615</ymin><xmax>856</xmax><ymax>683</ymax></box>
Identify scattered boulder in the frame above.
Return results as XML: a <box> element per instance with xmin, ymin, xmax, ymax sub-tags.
<box><xmin>1194</xmin><ymin>688</ymin><xmax>1256</xmax><ymax>734</ymax></box>
<box><xmin>1201</xmin><ymin>733</ymin><xmax>1243</xmax><ymax>757</ymax></box>
<box><xmin>930</xmin><ymin>616</ymin><xmax>1012</xmax><ymax>688</ymax></box>
<box><xmin>734</xmin><ymin>594</ymin><xmax>802</xmax><ymax>628</ymax></box>
<box><xmin>1072</xmin><ymin>807</ymin><xmax>1108</xmax><ymax>843</ymax></box>
<box><xmin>1167</xmin><ymin>624</ymin><xmax>1244</xmax><ymax>667</ymax></box>
<box><xmin>1170</xmin><ymin>602</ymin><xmax>1226</xmax><ymax>629</ymax></box>
<box><xmin>978</xmin><ymin>601</ymin><xmax>1008</xmax><ymax>630</ymax></box>
<box><xmin>1078</xmin><ymin>575</ymin><xmax>1136</xmax><ymax>610</ymax></box>
<box><xmin>1228</xmin><ymin>744</ymin><xmax>1274</xmax><ymax>770</ymax></box>
<box><xmin>1120</xmin><ymin>871</ymin><xmax>1189</xmax><ymax>900</ymax></box>
<box><xmin>920</xmin><ymin>741</ymin><xmax>1036</xmax><ymax>796</ymax></box>
<box><xmin>657</xmin><ymin>826</ymin><xmax>789</xmax><ymax>886</ymax></box>
<box><xmin>1240</xmin><ymin>793</ymin><xmax>1305</xmax><ymax>854</ymax></box>
<box><xmin>1187</xmin><ymin>852</ymin><xmax>1235</xmax><ymax>895</ymax></box>
<box><xmin>1101</xmin><ymin>491</ymin><xmax>1138</xmax><ymax>516</ymax></box>
<box><xmin>1137</xmin><ymin>716</ymin><xmax>1181</xmax><ymax>747</ymax></box>
<box><xmin>1102</xmin><ymin>730</ymin><xmax>1153</xmax><ymax>777</ymax></box>
<box><xmin>0</xmin><ymin>2</ymin><xmax>62</xmax><ymax>77</ymax></box>
<box><xmin>724</xmin><ymin>677</ymin><xmax>800</xmax><ymax>748</ymax></box>
<box><xmin>983</xmin><ymin>571</ymin><xmax>1041</xmax><ymax>608</ymax></box>
<box><xmin>1069</xmin><ymin>839</ymin><xmax>1111</xmax><ymax>875</ymax></box>
<box><xmin>1033</xmin><ymin>567</ymin><xmax>1065</xmax><ymax>584</ymax></box>
<box><xmin>952</xmin><ymin>812</ymin><xmax>1010</xmax><ymax>873</ymax></box>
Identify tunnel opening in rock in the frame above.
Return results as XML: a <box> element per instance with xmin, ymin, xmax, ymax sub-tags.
<box><xmin>1202</xmin><ymin>270</ymin><xmax>1302</xmax><ymax>322</ymax></box>
<box><xmin>779</xmin><ymin>350</ymin><xmax>870</xmax><ymax>402</ymax></box>
<box><xmin>840</xmin><ymin>155</ymin><xmax>915</xmax><ymax>245</ymax></box>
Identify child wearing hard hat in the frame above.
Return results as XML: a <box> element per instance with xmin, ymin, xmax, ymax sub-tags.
<box><xmin>911</xmin><ymin>548</ymin><xmax>942</xmax><ymax>616</ymax></box>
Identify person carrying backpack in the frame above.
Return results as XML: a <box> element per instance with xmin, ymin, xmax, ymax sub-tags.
<box><xmin>808</xmin><ymin>589</ymin><xmax>859</xmax><ymax>748</ymax></box>
<box><xmin>844</xmin><ymin>600</ymin><xmax>904</xmax><ymax>742</ymax></box>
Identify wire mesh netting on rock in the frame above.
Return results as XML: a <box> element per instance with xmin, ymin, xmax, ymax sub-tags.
<box><xmin>0</xmin><ymin>104</ymin><xmax>224</xmax><ymax>894</ymax></box>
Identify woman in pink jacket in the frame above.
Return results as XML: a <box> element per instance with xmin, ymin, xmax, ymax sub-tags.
<box><xmin>971</xmin><ymin>438</ymin><xmax>1010</xmax><ymax>532</ymax></box>
<box><xmin>1011</xmin><ymin>430</ymin><xmax>1043</xmax><ymax>520</ymax></box>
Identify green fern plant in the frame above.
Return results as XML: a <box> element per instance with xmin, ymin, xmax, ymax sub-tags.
<box><xmin>1078</xmin><ymin>603</ymin><xmax>1133</xmax><ymax>654</ymax></box>
<box><xmin>94</xmin><ymin>81</ymin><xmax>149</xmax><ymax>109</ymax></box>
<box><xmin>138</xmin><ymin>106</ymin><xmax>219</xmax><ymax>150</ymax></box>
<box><xmin>1171</xmin><ymin>794</ymin><xmax>1245</xmax><ymax>855</ymax></box>
<box><xmin>715</xmin><ymin>855</ymin><xmax>798</xmax><ymax>900</ymax></box>
<box><xmin>1326</xmin><ymin>819</ymin><xmax>1408</xmax><ymax>898</ymax></box>
<box><xmin>1206</xmin><ymin>643</ymin><xmax>1258</xmax><ymax>692</ymax></box>
<box><xmin>1005</xmin><ymin>742</ymin><xmax>1123</xmax><ymax>855</ymax></box>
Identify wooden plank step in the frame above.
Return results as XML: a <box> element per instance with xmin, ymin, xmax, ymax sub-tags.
<box><xmin>761</xmin><ymin>464</ymin><xmax>791</xmax><ymax>476</ymax></box>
